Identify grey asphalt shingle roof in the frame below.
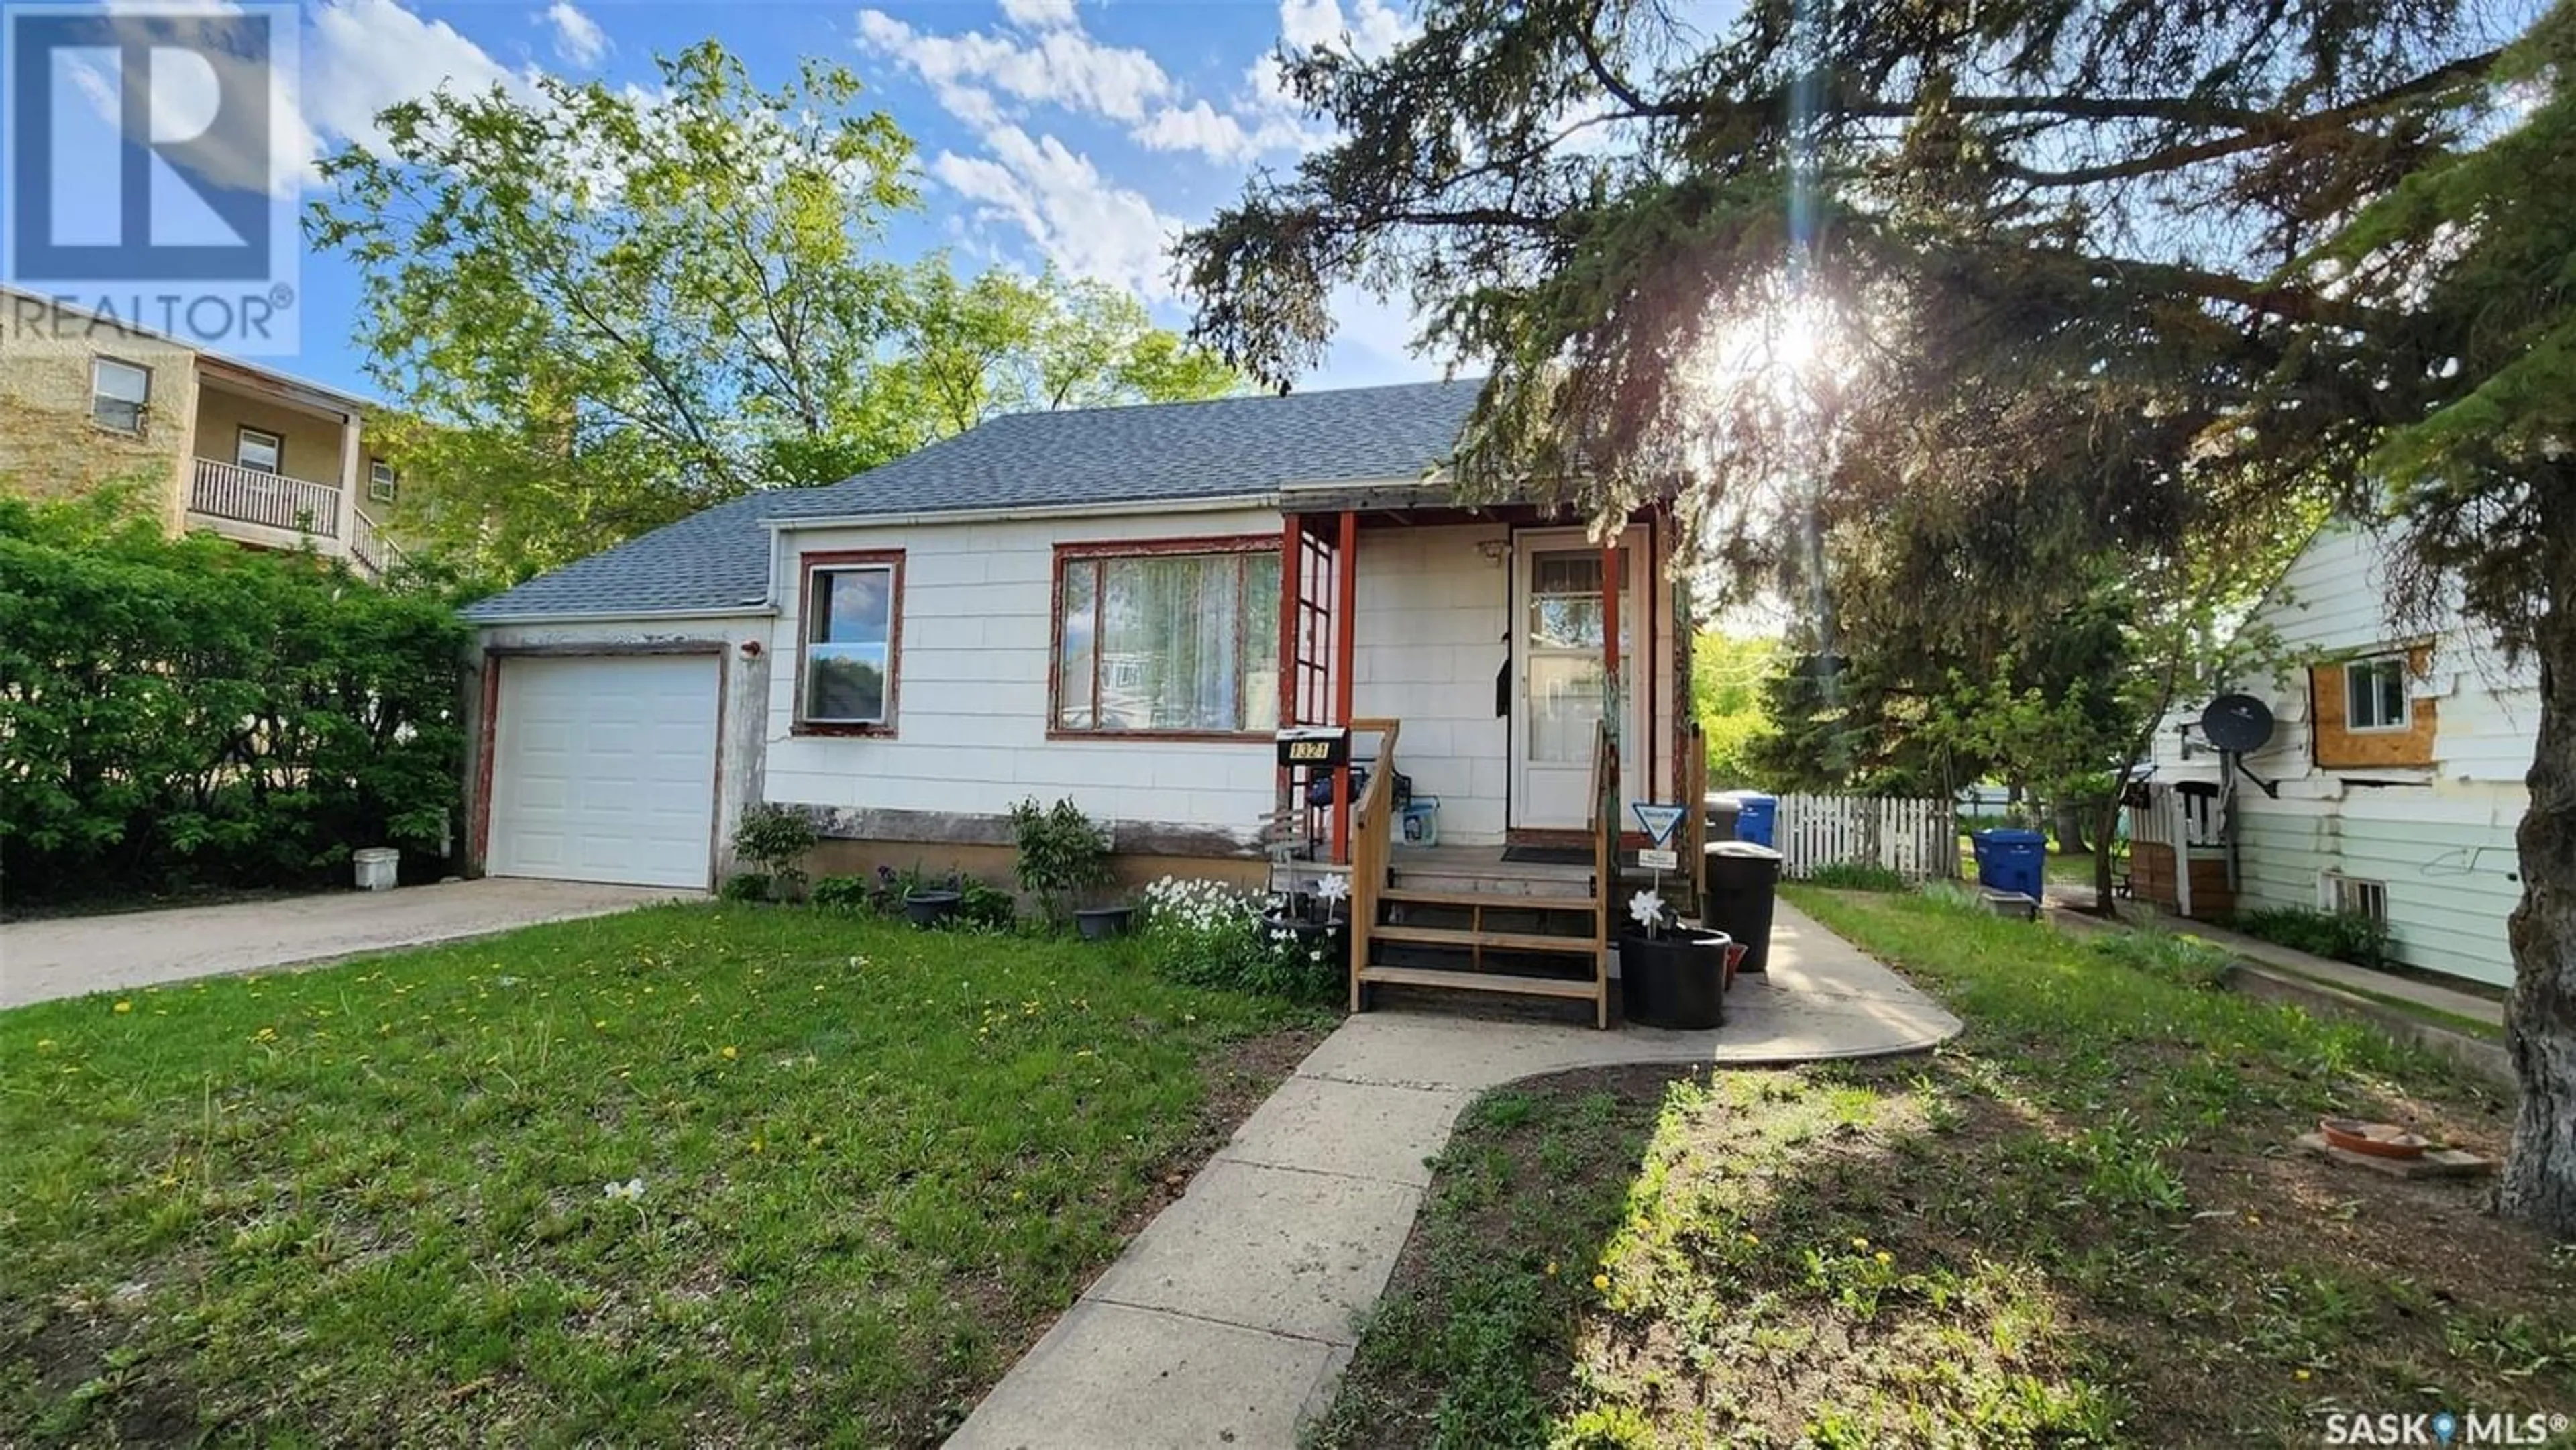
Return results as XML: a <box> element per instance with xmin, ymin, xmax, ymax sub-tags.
<box><xmin>464</xmin><ymin>378</ymin><xmax>1483</xmax><ymax>621</ymax></box>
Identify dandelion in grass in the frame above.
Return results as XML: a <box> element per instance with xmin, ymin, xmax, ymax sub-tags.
<box><xmin>604</xmin><ymin>1176</ymin><xmax>645</xmax><ymax>1202</ymax></box>
<box><xmin>720</xmin><ymin>1045</ymin><xmax>738</xmax><ymax>1060</ymax></box>
<box><xmin>112</xmin><ymin>1000</ymin><xmax>132</xmax><ymax>1014</ymax></box>
<box><xmin>1874</xmin><ymin>1251</ymin><xmax>1892</xmax><ymax>1265</ymax></box>
<box><xmin>1851</xmin><ymin>1236</ymin><xmax>1869</xmax><ymax>1249</ymax></box>
<box><xmin>1592</xmin><ymin>1273</ymin><xmax>1610</xmax><ymax>1291</ymax></box>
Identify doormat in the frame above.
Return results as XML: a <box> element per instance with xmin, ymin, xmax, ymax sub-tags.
<box><xmin>1500</xmin><ymin>844</ymin><xmax>1594</xmax><ymax>866</ymax></box>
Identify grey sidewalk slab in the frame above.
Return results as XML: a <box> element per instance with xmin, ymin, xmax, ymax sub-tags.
<box><xmin>947</xmin><ymin>900</ymin><xmax>1961</xmax><ymax>1449</ymax></box>
<box><xmin>1214</xmin><ymin>1075</ymin><xmax>1466</xmax><ymax>1187</ymax></box>
<box><xmin>1</xmin><ymin>879</ymin><xmax>687</xmax><ymax>1008</ymax></box>
<box><xmin>1088</xmin><ymin>1158</ymin><xmax>1424</xmax><ymax>1343</ymax></box>
<box><xmin>947</xmin><ymin>1301</ymin><xmax>1348</xmax><ymax>1450</ymax></box>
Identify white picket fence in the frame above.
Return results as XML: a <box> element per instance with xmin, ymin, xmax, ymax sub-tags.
<box><xmin>1771</xmin><ymin>794</ymin><xmax>1960</xmax><ymax>882</ymax></box>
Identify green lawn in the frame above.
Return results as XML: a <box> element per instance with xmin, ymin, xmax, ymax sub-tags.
<box><xmin>1309</xmin><ymin>887</ymin><xmax>2570</xmax><ymax>1448</ymax></box>
<box><xmin>0</xmin><ymin>904</ymin><xmax>1322</xmax><ymax>1446</ymax></box>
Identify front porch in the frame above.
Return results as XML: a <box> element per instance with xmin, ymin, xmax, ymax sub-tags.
<box><xmin>1269</xmin><ymin>496</ymin><xmax>1706</xmax><ymax>1027</ymax></box>
<box><xmin>180</xmin><ymin>359</ymin><xmax>397</xmax><ymax>578</ymax></box>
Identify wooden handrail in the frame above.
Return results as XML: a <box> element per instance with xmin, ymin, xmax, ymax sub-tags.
<box><xmin>1588</xmin><ymin>718</ymin><xmax>1617</xmax><ymax>1028</ymax></box>
<box><xmin>1684</xmin><ymin>720</ymin><xmax>1709</xmax><ymax>917</ymax></box>
<box><xmin>1346</xmin><ymin>717</ymin><xmax>1401</xmax><ymax>1013</ymax></box>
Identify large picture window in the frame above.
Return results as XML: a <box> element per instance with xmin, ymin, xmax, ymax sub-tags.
<box><xmin>1053</xmin><ymin>541</ymin><xmax>1280</xmax><ymax>737</ymax></box>
<box><xmin>798</xmin><ymin>552</ymin><xmax>902</xmax><ymax>733</ymax></box>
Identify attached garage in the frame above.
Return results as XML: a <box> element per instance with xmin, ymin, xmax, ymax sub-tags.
<box><xmin>485</xmin><ymin>653</ymin><xmax>722</xmax><ymax>889</ymax></box>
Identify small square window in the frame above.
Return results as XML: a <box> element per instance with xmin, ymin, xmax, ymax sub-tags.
<box><xmin>369</xmin><ymin>458</ymin><xmax>397</xmax><ymax>503</ymax></box>
<box><xmin>2330</xmin><ymin>875</ymin><xmax>2388</xmax><ymax>924</ymax></box>
<box><xmin>237</xmin><ymin>427</ymin><xmax>283</xmax><ymax>475</ymax></box>
<box><xmin>91</xmin><ymin>357</ymin><xmax>149</xmax><ymax>433</ymax></box>
<box><xmin>2345</xmin><ymin>656</ymin><xmax>2409</xmax><ymax>731</ymax></box>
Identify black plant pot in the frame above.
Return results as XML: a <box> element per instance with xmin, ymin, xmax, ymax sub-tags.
<box><xmin>1263</xmin><ymin>912</ymin><xmax>1350</xmax><ymax>973</ymax></box>
<box><xmin>1621</xmin><ymin>927</ymin><xmax>1731</xmax><ymax>1030</ymax></box>
<box><xmin>1074</xmin><ymin>904</ymin><xmax>1135</xmax><ymax>940</ymax></box>
<box><xmin>903</xmin><ymin>890</ymin><xmax>962</xmax><ymax>929</ymax></box>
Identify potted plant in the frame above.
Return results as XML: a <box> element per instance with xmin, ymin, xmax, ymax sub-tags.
<box><xmin>1009</xmin><ymin>796</ymin><xmax>1128</xmax><ymax>937</ymax></box>
<box><xmin>1264</xmin><ymin>869</ymin><xmax>1350</xmax><ymax>970</ymax></box>
<box><xmin>902</xmin><ymin>870</ymin><xmax>963</xmax><ymax>927</ymax></box>
<box><xmin>1619</xmin><ymin>888</ymin><xmax>1739</xmax><ymax>1029</ymax></box>
<box><xmin>730</xmin><ymin>805</ymin><xmax>819</xmax><ymax>902</ymax></box>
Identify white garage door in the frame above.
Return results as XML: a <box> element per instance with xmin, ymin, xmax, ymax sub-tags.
<box><xmin>488</xmin><ymin>654</ymin><xmax>720</xmax><ymax>889</ymax></box>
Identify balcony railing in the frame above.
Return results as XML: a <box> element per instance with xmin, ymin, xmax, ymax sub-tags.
<box><xmin>189</xmin><ymin>458</ymin><xmax>342</xmax><ymax>538</ymax></box>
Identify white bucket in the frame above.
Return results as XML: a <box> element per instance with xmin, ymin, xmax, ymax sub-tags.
<box><xmin>354</xmin><ymin>847</ymin><xmax>399</xmax><ymax>891</ymax></box>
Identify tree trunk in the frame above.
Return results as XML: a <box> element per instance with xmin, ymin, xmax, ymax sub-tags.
<box><xmin>2090</xmin><ymin>794</ymin><xmax>2123</xmax><ymax>919</ymax></box>
<box><xmin>2055</xmin><ymin>801</ymin><xmax>2092</xmax><ymax>855</ymax></box>
<box><xmin>2499</xmin><ymin>501</ymin><xmax>2576</xmax><ymax>1237</ymax></box>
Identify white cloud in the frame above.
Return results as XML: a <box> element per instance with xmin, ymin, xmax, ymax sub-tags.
<box><xmin>998</xmin><ymin>0</ymin><xmax>1079</xmax><ymax>28</ymax></box>
<box><xmin>303</xmin><ymin>0</ymin><xmax>531</xmax><ymax>156</ymax></box>
<box><xmin>1278</xmin><ymin>0</ymin><xmax>1413</xmax><ymax>57</ymax></box>
<box><xmin>931</xmin><ymin>125</ymin><xmax>1179</xmax><ymax>299</ymax></box>
<box><xmin>544</xmin><ymin>1</ymin><xmax>608</xmax><ymax>67</ymax></box>
<box><xmin>855</xmin><ymin>8</ymin><xmax>1173</xmax><ymax>125</ymax></box>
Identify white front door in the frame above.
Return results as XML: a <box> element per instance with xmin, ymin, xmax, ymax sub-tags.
<box><xmin>488</xmin><ymin>654</ymin><xmax>720</xmax><ymax>889</ymax></box>
<box><xmin>1511</xmin><ymin>527</ymin><xmax>1646</xmax><ymax>830</ymax></box>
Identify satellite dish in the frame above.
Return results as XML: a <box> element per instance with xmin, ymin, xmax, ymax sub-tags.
<box><xmin>2200</xmin><ymin>694</ymin><xmax>2275</xmax><ymax>754</ymax></box>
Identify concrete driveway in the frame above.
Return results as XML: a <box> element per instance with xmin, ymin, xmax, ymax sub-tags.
<box><xmin>1</xmin><ymin>878</ymin><xmax>690</xmax><ymax>1009</ymax></box>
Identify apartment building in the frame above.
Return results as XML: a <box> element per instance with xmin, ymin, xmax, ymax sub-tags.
<box><xmin>0</xmin><ymin>287</ymin><xmax>402</xmax><ymax>578</ymax></box>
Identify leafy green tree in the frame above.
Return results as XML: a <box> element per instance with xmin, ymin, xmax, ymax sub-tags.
<box><xmin>1178</xmin><ymin>0</ymin><xmax>2576</xmax><ymax>1225</ymax></box>
<box><xmin>312</xmin><ymin>42</ymin><xmax>1239</xmax><ymax>581</ymax></box>
<box><xmin>1690</xmin><ymin>631</ymin><xmax>1782</xmax><ymax>788</ymax></box>
<box><xmin>893</xmin><ymin>266</ymin><xmax>1242</xmax><ymax>436</ymax></box>
<box><xmin>311</xmin><ymin>42</ymin><xmax>919</xmax><ymax>574</ymax></box>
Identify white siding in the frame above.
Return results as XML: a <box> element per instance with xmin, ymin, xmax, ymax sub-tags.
<box><xmin>762</xmin><ymin>508</ymin><xmax>1286</xmax><ymax>838</ymax></box>
<box><xmin>2143</xmin><ymin>521</ymin><xmax>2534</xmax><ymax>987</ymax></box>
<box><xmin>2228</xmin><ymin>784</ymin><xmax>2523</xmax><ymax>986</ymax></box>
<box><xmin>1351</xmin><ymin>523</ymin><xmax>1512</xmax><ymax>843</ymax></box>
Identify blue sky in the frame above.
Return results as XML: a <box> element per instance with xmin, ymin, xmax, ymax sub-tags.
<box><xmin>64</xmin><ymin>0</ymin><xmax>1449</xmax><ymax>399</ymax></box>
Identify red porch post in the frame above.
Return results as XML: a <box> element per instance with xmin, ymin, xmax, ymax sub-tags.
<box><xmin>1278</xmin><ymin>513</ymin><xmax>1301</xmax><ymax>727</ymax></box>
<box><xmin>1332</xmin><ymin>509</ymin><xmax>1358</xmax><ymax>862</ymax></box>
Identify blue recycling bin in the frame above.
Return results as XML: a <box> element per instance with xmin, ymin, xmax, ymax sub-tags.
<box><xmin>1974</xmin><ymin>828</ymin><xmax>2048</xmax><ymax>899</ymax></box>
<box><xmin>1730</xmin><ymin>792</ymin><xmax>1778</xmax><ymax>849</ymax></box>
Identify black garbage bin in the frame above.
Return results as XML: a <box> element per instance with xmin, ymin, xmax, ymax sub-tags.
<box><xmin>1702</xmin><ymin>841</ymin><xmax>1784</xmax><ymax>974</ymax></box>
<box><xmin>1703</xmin><ymin>792</ymin><xmax>1741</xmax><ymax>844</ymax></box>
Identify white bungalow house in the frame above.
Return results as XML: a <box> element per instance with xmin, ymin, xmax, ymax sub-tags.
<box><xmin>2135</xmin><ymin>521</ymin><xmax>2531</xmax><ymax>988</ymax></box>
<box><xmin>460</xmin><ymin>381</ymin><xmax>1703</xmax><ymax>1023</ymax></box>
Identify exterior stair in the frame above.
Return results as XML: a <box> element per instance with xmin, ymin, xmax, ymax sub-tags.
<box><xmin>1353</xmin><ymin>849</ymin><xmax>1608</xmax><ymax>1025</ymax></box>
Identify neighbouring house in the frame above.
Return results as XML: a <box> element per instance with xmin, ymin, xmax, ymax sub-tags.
<box><xmin>2135</xmin><ymin>521</ymin><xmax>2531</xmax><ymax>988</ymax></box>
<box><xmin>0</xmin><ymin>286</ymin><xmax>405</xmax><ymax>579</ymax></box>
<box><xmin>461</xmin><ymin>380</ymin><xmax>1703</xmax><ymax>1023</ymax></box>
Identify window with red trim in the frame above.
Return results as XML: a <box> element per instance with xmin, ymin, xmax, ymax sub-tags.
<box><xmin>1053</xmin><ymin>543</ymin><xmax>1279</xmax><ymax>736</ymax></box>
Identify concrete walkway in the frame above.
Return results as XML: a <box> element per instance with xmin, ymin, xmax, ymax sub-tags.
<box><xmin>949</xmin><ymin>900</ymin><xmax>1962</xmax><ymax>1449</ymax></box>
<box><xmin>1</xmin><ymin>878</ymin><xmax>686</xmax><ymax>1008</ymax></box>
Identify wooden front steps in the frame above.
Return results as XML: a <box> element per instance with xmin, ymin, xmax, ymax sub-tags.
<box><xmin>1354</xmin><ymin>845</ymin><xmax>1609</xmax><ymax>1027</ymax></box>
